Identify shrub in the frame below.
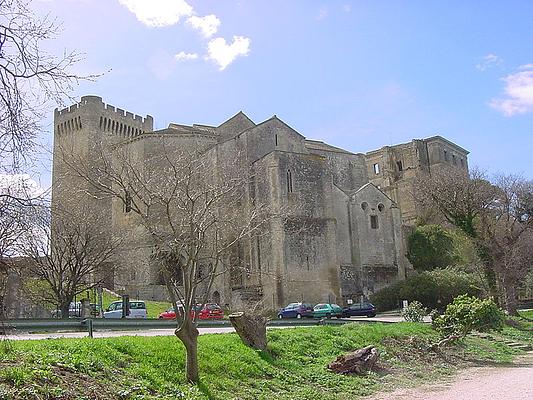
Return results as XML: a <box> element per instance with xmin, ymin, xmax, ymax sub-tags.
<box><xmin>406</xmin><ymin>225</ymin><xmax>456</xmax><ymax>271</ymax></box>
<box><xmin>370</xmin><ymin>268</ymin><xmax>482</xmax><ymax>312</ymax></box>
<box><xmin>432</xmin><ymin>294</ymin><xmax>505</xmax><ymax>340</ymax></box>
<box><xmin>401</xmin><ymin>301</ymin><xmax>427</xmax><ymax>322</ymax></box>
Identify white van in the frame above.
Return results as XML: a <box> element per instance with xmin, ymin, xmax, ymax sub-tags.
<box><xmin>103</xmin><ymin>300</ymin><xmax>147</xmax><ymax>319</ymax></box>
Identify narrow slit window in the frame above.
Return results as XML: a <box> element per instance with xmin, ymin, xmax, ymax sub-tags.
<box><xmin>373</xmin><ymin>163</ymin><xmax>380</xmax><ymax>174</ymax></box>
<box><xmin>275</xmin><ymin>134</ymin><xmax>278</xmax><ymax>146</ymax></box>
<box><xmin>287</xmin><ymin>169</ymin><xmax>293</xmax><ymax>193</ymax></box>
<box><xmin>124</xmin><ymin>191</ymin><xmax>132</xmax><ymax>213</ymax></box>
<box><xmin>396</xmin><ymin>160</ymin><xmax>403</xmax><ymax>172</ymax></box>
<box><xmin>444</xmin><ymin>150</ymin><xmax>449</xmax><ymax>162</ymax></box>
<box><xmin>370</xmin><ymin>215</ymin><xmax>379</xmax><ymax>229</ymax></box>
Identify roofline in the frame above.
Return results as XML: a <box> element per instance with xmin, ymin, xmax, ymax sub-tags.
<box><xmin>365</xmin><ymin>135</ymin><xmax>469</xmax><ymax>156</ymax></box>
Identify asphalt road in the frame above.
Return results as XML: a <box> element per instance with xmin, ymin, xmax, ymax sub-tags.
<box><xmin>1</xmin><ymin>314</ymin><xmax>409</xmax><ymax>341</ymax></box>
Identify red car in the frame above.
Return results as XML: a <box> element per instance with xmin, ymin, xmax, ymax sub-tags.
<box><xmin>158</xmin><ymin>303</ymin><xmax>224</xmax><ymax>320</ymax></box>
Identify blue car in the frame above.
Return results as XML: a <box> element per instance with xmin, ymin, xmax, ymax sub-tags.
<box><xmin>277</xmin><ymin>302</ymin><xmax>314</xmax><ymax>319</ymax></box>
<box><xmin>342</xmin><ymin>302</ymin><xmax>377</xmax><ymax>318</ymax></box>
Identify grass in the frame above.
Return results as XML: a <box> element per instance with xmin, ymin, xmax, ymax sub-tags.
<box><xmin>1</xmin><ymin>322</ymin><xmax>530</xmax><ymax>400</ymax></box>
<box><xmin>518</xmin><ymin>309</ymin><xmax>533</xmax><ymax>320</ymax></box>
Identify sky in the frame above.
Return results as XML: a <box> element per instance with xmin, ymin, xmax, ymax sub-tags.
<box><xmin>27</xmin><ymin>0</ymin><xmax>533</xmax><ymax>187</ymax></box>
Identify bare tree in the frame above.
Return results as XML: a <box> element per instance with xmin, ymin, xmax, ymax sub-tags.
<box><xmin>20</xmin><ymin>205</ymin><xmax>120</xmax><ymax>319</ymax></box>
<box><xmin>0</xmin><ymin>174</ymin><xmax>44</xmax><ymax>316</ymax></box>
<box><xmin>477</xmin><ymin>175</ymin><xmax>533</xmax><ymax>314</ymax></box>
<box><xmin>416</xmin><ymin>167</ymin><xmax>533</xmax><ymax>313</ymax></box>
<box><xmin>65</xmin><ymin>140</ymin><xmax>271</xmax><ymax>382</ymax></box>
<box><xmin>1</xmin><ymin>0</ymin><xmax>96</xmax><ymax>171</ymax></box>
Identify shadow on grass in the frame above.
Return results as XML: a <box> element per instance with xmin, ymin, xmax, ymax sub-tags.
<box><xmin>197</xmin><ymin>380</ymin><xmax>214</xmax><ymax>399</ymax></box>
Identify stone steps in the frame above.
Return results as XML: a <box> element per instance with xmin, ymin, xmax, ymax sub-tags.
<box><xmin>469</xmin><ymin>332</ymin><xmax>532</xmax><ymax>351</ymax></box>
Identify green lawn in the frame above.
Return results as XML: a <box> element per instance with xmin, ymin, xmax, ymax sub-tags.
<box><xmin>0</xmin><ymin>322</ymin><xmax>528</xmax><ymax>400</ymax></box>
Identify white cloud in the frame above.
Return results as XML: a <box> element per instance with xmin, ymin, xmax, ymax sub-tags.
<box><xmin>316</xmin><ymin>7</ymin><xmax>328</xmax><ymax>20</ymax></box>
<box><xmin>476</xmin><ymin>53</ymin><xmax>503</xmax><ymax>71</ymax></box>
<box><xmin>175</xmin><ymin>51</ymin><xmax>198</xmax><ymax>61</ymax></box>
<box><xmin>518</xmin><ymin>63</ymin><xmax>533</xmax><ymax>70</ymax></box>
<box><xmin>490</xmin><ymin>65</ymin><xmax>533</xmax><ymax>116</ymax></box>
<box><xmin>118</xmin><ymin>0</ymin><xmax>193</xmax><ymax>27</ymax></box>
<box><xmin>187</xmin><ymin>14</ymin><xmax>221</xmax><ymax>38</ymax></box>
<box><xmin>207</xmin><ymin>36</ymin><xmax>251</xmax><ymax>70</ymax></box>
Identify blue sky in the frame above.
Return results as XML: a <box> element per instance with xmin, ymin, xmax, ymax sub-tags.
<box><xmin>32</xmin><ymin>0</ymin><xmax>533</xmax><ymax>186</ymax></box>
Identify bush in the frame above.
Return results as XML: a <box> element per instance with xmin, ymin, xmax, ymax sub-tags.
<box><xmin>370</xmin><ymin>268</ymin><xmax>482</xmax><ymax>312</ymax></box>
<box><xmin>407</xmin><ymin>225</ymin><xmax>456</xmax><ymax>271</ymax></box>
<box><xmin>401</xmin><ymin>301</ymin><xmax>427</xmax><ymax>322</ymax></box>
<box><xmin>432</xmin><ymin>295</ymin><xmax>505</xmax><ymax>340</ymax></box>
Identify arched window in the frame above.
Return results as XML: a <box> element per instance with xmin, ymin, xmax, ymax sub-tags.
<box><xmin>361</xmin><ymin>202</ymin><xmax>368</xmax><ymax>211</ymax></box>
<box><xmin>377</xmin><ymin>203</ymin><xmax>385</xmax><ymax>212</ymax></box>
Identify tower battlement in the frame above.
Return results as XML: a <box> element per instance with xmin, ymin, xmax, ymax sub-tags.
<box><xmin>54</xmin><ymin>95</ymin><xmax>154</xmax><ymax>137</ymax></box>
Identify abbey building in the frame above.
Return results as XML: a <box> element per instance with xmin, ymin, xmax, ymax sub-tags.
<box><xmin>52</xmin><ymin>96</ymin><xmax>469</xmax><ymax>309</ymax></box>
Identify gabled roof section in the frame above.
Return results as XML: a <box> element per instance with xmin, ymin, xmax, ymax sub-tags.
<box><xmin>353</xmin><ymin>182</ymin><xmax>395</xmax><ymax>203</ymax></box>
<box><xmin>216</xmin><ymin>111</ymin><xmax>256</xmax><ymax>141</ymax></box>
<box><xmin>305</xmin><ymin>139</ymin><xmax>355</xmax><ymax>155</ymax></box>
<box><xmin>249</xmin><ymin>115</ymin><xmax>306</xmax><ymax>140</ymax></box>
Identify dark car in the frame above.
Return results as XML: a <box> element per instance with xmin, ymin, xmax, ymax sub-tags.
<box><xmin>277</xmin><ymin>302</ymin><xmax>314</xmax><ymax>319</ymax></box>
<box><xmin>342</xmin><ymin>302</ymin><xmax>377</xmax><ymax>318</ymax></box>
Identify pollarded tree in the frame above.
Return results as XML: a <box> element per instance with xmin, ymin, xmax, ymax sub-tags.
<box><xmin>20</xmin><ymin>205</ymin><xmax>120</xmax><ymax>319</ymax></box>
<box><xmin>66</xmin><ymin>140</ymin><xmax>271</xmax><ymax>382</ymax></box>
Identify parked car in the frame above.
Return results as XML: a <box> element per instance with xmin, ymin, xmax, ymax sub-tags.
<box><xmin>312</xmin><ymin>303</ymin><xmax>343</xmax><ymax>319</ymax></box>
<box><xmin>103</xmin><ymin>300</ymin><xmax>147</xmax><ymax>319</ymax></box>
<box><xmin>342</xmin><ymin>302</ymin><xmax>377</xmax><ymax>318</ymax></box>
<box><xmin>277</xmin><ymin>302</ymin><xmax>314</xmax><ymax>319</ymax></box>
<box><xmin>51</xmin><ymin>302</ymin><xmax>100</xmax><ymax>318</ymax></box>
<box><xmin>158</xmin><ymin>303</ymin><xmax>224</xmax><ymax>320</ymax></box>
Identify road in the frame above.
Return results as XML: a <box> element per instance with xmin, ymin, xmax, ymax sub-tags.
<box><xmin>1</xmin><ymin>314</ymin><xmax>407</xmax><ymax>341</ymax></box>
<box><xmin>370</xmin><ymin>352</ymin><xmax>533</xmax><ymax>400</ymax></box>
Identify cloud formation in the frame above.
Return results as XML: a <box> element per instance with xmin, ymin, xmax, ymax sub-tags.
<box><xmin>118</xmin><ymin>0</ymin><xmax>250</xmax><ymax>70</ymax></box>
<box><xmin>207</xmin><ymin>36</ymin><xmax>251</xmax><ymax>70</ymax></box>
<box><xmin>476</xmin><ymin>53</ymin><xmax>503</xmax><ymax>71</ymax></box>
<box><xmin>175</xmin><ymin>51</ymin><xmax>198</xmax><ymax>61</ymax></box>
<box><xmin>118</xmin><ymin>0</ymin><xmax>193</xmax><ymax>27</ymax></box>
<box><xmin>187</xmin><ymin>15</ymin><xmax>220</xmax><ymax>38</ymax></box>
<box><xmin>490</xmin><ymin>65</ymin><xmax>533</xmax><ymax>116</ymax></box>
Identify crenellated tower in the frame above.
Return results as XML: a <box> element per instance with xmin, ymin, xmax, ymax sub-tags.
<box><xmin>51</xmin><ymin>96</ymin><xmax>153</xmax><ymax>287</ymax></box>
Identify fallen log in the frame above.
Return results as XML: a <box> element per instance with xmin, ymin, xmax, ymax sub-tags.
<box><xmin>327</xmin><ymin>345</ymin><xmax>379</xmax><ymax>375</ymax></box>
<box><xmin>228</xmin><ymin>312</ymin><xmax>268</xmax><ymax>351</ymax></box>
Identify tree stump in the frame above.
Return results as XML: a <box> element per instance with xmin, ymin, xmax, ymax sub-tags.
<box><xmin>229</xmin><ymin>312</ymin><xmax>268</xmax><ymax>351</ymax></box>
<box><xmin>327</xmin><ymin>345</ymin><xmax>379</xmax><ymax>375</ymax></box>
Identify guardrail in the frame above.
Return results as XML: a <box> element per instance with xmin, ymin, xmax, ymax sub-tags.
<box><xmin>0</xmin><ymin>317</ymin><xmax>357</xmax><ymax>334</ymax></box>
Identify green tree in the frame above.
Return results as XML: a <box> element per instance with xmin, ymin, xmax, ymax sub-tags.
<box><xmin>407</xmin><ymin>224</ymin><xmax>456</xmax><ymax>271</ymax></box>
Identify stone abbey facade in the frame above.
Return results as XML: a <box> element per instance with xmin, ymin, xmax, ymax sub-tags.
<box><xmin>52</xmin><ymin>96</ymin><xmax>469</xmax><ymax>310</ymax></box>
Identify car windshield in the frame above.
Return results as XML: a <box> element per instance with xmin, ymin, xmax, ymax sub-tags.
<box><xmin>286</xmin><ymin>303</ymin><xmax>299</xmax><ymax>309</ymax></box>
